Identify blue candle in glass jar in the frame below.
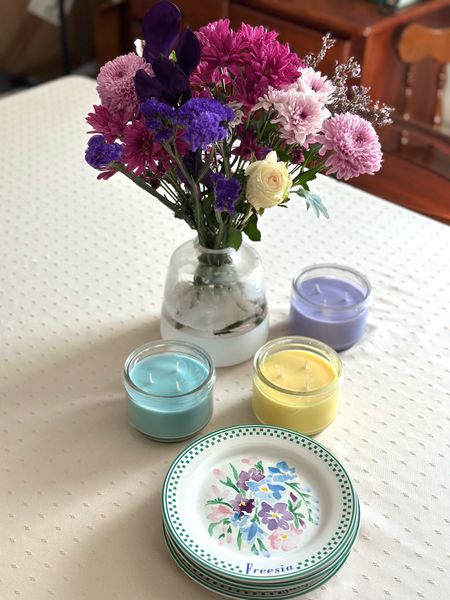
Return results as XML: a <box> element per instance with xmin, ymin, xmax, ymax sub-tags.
<box><xmin>123</xmin><ymin>341</ymin><xmax>215</xmax><ymax>441</ymax></box>
<box><xmin>290</xmin><ymin>264</ymin><xmax>371</xmax><ymax>351</ymax></box>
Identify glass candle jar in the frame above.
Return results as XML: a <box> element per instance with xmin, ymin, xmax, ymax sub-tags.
<box><xmin>123</xmin><ymin>341</ymin><xmax>215</xmax><ymax>442</ymax></box>
<box><xmin>290</xmin><ymin>264</ymin><xmax>371</xmax><ymax>351</ymax></box>
<box><xmin>252</xmin><ymin>337</ymin><xmax>343</xmax><ymax>435</ymax></box>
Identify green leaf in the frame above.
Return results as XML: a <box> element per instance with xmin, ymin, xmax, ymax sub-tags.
<box><xmin>294</xmin><ymin>189</ymin><xmax>329</xmax><ymax>219</ymax></box>
<box><xmin>257</xmin><ymin>538</ymin><xmax>267</xmax><ymax>552</ymax></box>
<box><xmin>227</xmin><ymin>227</ymin><xmax>242</xmax><ymax>250</ymax></box>
<box><xmin>254</xmin><ymin>461</ymin><xmax>264</xmax><ymax>474</ymax></box>
<box><xmin>230</xmin><ymin>463</ymin><xmax>239</xmax><ymax>483</ymax></box>
<box><xmin>243</xmin><ymin>213</ymin><xmax>261</xmax><ymax>242</ymax></box>
<box><xmin>218</xmin><ymin>533</ymin><xmax>225</xmax><ymax>540</ymax></box>
<box><xmin>237</xmin><ymin>529</ymin><xmax>242</xmax><ymax>551</ymax></box>
<box><xmin>220</xmin><ymin>477</ymin><xmax>240</xmax><ymax>493</ymax></box>
<box><xmin>208</xmin><ymin>521</ymin><xmax>221</xmax><ymax>536</ymax></box>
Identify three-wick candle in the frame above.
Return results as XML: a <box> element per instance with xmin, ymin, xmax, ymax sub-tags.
<box><xmin>123</xmin><ymin>341</ymin><xmax>215</xmax><ymax>442</ymax></box>
<box><xmin>290</xmin><ymin>264</ymin><xmax>371</xmax><ymax>351</ymax></box>
<box><xmin>252</xmin><ymin>337</ymin><xmax>343</xmax><ymax>435</ymax></box>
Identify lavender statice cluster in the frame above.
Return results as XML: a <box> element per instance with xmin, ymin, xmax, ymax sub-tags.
<box><xmin>211</xmin><ymin>173</ymin><xmax>241</xmax><ymax>213</ymax></box>
<box><xmin>140</xmin><ymin>97</ymin><xmax>235</xmax><ymax>151</ymax></box>
<box><xmin>306</xmin><ymin>36</ymin><xmax>393</xmax><ymax>127</ymax></box>
<box><xmin>85</xmin><ymin>135</ymin><xmax>122</xmax><ymax>169</ymax></box>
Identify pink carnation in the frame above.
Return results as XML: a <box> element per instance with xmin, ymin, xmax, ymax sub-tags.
<box><xmin>97</xmin><ymin>53</ymin><xmax>153</xmax><ymax>115</ymax></box>
<box><xmin>317</xmin><ymin>113</ymin><xmax>382</xmax><ymax>180</ymax></box>
<box><xmin>86</xmin><ymin>104</ymin><xmax>131</xmax><ymax>143</ymax></box>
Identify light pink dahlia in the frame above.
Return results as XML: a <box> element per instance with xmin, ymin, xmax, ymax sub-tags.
<box><xmin>270</xmin><ymin>89</ymin><xmax>330</xmax><ymax>145</ymax></box>
<box><xmin>317</xmin><ymin>113</ymin><xmax>382</xmax><ymax>180</ymax></box>
<box><xmin>294</xmin><ymin>67</ymin><xmax>335</xmax><ymax>104</ymax></box>
<box><xmin>97</xmin><ymin>53</ymin><xmax>153</xmax><ymax>115</ymax></box>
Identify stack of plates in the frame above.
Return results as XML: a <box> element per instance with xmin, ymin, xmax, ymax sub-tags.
<box><xmin>162</xmin><ymin>425</ymin><xmax>360</xmax><ymax>598</ymax></box>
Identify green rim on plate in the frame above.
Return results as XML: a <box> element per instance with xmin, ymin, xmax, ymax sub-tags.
<box><xmin>162</xmin><ymin>425</ymin><xmax>358</xmax><ymax>584</ymax></box>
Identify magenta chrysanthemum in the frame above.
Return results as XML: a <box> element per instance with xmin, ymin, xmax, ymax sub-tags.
<box><xmin>86</xmin><ymin>104</ymin><xmax>131</xmax><ymax>143</ymax></box>
<box><xmin>317</xmin><ymin>113</ymin><xmax>382</xmax><ymax>180</ymax></box>
<box><xmin>122</xmin><ymin>118</ymin><xmax>167</xmax><ymax>177</ymax></box>
<box><xmin>233</xmin><ymin>24</ymin><xmax>303</xmax><ymax>107</ymax></box>
<box><xmin>97</xmin><ymin>53</ymin><xmax>153</xmax><ymax>115</ymax></box>
<box><xmin>191</xmin><ymin>21</ymin><xmax>302</xmax><ymax>109</ymax></box>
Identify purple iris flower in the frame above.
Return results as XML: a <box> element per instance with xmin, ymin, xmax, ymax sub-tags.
<box><xmin>134</xmin><ymin>1</ymin><xmax>201</xmax><ymax>107</ymax></box>
<box><xmin>231</xmin><ymin>494</ymin><xmax>255</xmax><ymax>517</ymax></box>
<box><xmin>237</xmin><ymin>468</ymin><xmax>265</xmax><ymax>491</ymax></box>
<box><xmin>85</xmin><ymin>135</ymin><xmax>122</xmax><ymax>169</ymax></box>
<box><xmin>258</xmin><ymin>502</ymin><xmax>293</xmax><ymax>531</ymax></box>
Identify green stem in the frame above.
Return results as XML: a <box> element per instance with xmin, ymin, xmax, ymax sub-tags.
<box><xmin>112</xmin><ymin>163</ymin><xmax>181</xmax><ymax>215</ymax></box>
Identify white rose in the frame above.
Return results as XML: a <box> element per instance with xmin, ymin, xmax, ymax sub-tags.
<box><xmin>245</xmin><ymin>151</ymin><xmax>292</xmax><ymax>210</ymax></box>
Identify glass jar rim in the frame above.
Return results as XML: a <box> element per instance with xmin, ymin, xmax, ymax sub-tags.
<box><xmin>123</xmin><ymin>340</ymin><xmax>215</xmax><ymax>399</ymax></box>
<box><xmin>194</xmin><ymin>237</ymin><xmax>237</xmax><ymax>255</ymax></box>
<box><xmin>292</xmin><ymin>263</ymin><xmax>371</xmax><ymax>312</ymax></box>
<box><xmin>253</xmin><ymin>336</ymin><xmax>343</xmax><ymax>397</ymax></box>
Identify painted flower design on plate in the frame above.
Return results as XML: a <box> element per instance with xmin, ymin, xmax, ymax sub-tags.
<box><xmin>205</xmin><ymin>458</ymin><xmax>319</xmax><ymax>557</ymax></box>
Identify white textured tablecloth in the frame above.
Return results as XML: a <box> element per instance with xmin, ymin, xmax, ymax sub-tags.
<box><xmin>1</xmin><ymin>76</ymin><xmax>449</xmax><ymax>600</ymax></box>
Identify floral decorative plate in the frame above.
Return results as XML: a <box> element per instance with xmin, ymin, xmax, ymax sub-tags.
<box><xmin>163</xmin><ymin>522</ymin><xmax>353</xmax><ymax>599</ymax></box>
<box><xmin>162</xmin><ymin>425</ymin><xmax>358</xmax><ymax>583</ymax></box>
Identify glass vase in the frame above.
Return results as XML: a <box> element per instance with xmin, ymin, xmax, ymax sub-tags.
<box><xmin>160</xmin><ymin>238</ymin><xmax>269</xmax><ymax>367</ymax></box>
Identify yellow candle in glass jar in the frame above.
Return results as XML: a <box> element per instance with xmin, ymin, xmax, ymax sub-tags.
<box><xmin>252</xmin><ymin>337</ymin><xmax>343</xmax><ymax>435</ymax></box>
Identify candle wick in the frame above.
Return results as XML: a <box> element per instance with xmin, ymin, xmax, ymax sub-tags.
<box><xmin>148</xmin><ymin>371</ymin><xmax>153</xmax><ymax>384</ymax></box>
<box><xmin>304</xmin><ymin>360</ymin><xmax>309</xmax><ymax>371</ymax></box>
<box><xmin>278</xmin><ymin>366</ymin><xmax>284</xmax><ymax>378</ymax></box>
<box><xmin>304</xmin><ymin>379</ymin><xmax>311</xmax><ymax>391</ymax></box>
<box><xmin>344</xmin><ymin>292</ymin><xmax>350</xmax><ymax>303</ymax></box>
<box><xmin>315</xmin><ymin>283</ymin><xmax>321</xmax><ymax>294</ymax></box>
<box><xmin>322</xmin><ymin>298</ymin><xmax>328</xmax><ymax>305</ymax></box>
<box><xmin>176</xmin><ymin>360</ymin><xmax>180</xmax><ymax>372</ymax></box>
<box><xmin>176</xmin><ymin>380</ymin><xmax>181</xmax><ymax>392</ymax></box>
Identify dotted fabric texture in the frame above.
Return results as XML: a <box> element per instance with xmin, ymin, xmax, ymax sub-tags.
<box><xmin>0</xmin><ymin>76</ymin><xmax>449</xmax><ymax>600</ymax></box>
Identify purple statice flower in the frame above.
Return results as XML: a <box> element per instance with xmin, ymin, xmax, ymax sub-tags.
<box><xmin>231</xmin><ymin>494</ymin><xmax>255</xmax><ymax>516</ymax></box>
<box><xmin>258</xmin><ymin>501</ymin><xmax>293</xmax><ymax>531</ymax></box>
<box><xmin>140</xmin><ymin>98</ymin><xmax>176</xmax><ymax>142</ymax></box>
<box><xmin>237</xmin><ymin>467</ymin><xmax>265</xmax><ymax>491</ymax></box>
<box><xmin>176</xmin><ymin>98</ymin><xmax>234</xmax><ymax>151</ymax></box>
<box><xmin>317</xmin><ymin>112</ymin><xmax>382</xmax><ymax>180</ymax></box>
<box><xmin>211</xmin><ymin>174</ymin><xmax>240</xmax><ymax>213</ymax></box>
<box><xmin>85</xmin><ymin>135</ymin><xmax>122</xmax><ymax>169</ymax></box>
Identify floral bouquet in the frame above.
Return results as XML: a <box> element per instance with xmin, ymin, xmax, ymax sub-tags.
<box><xmin>205</xmin><ymin>458</ymin><xmax>319</xmax><ymax>557</ymax></box>
<box><xmin>85</xmin><ymin>0</ymin><xmax>391</xmax><ymax>251</ymax></box>
<box><xmin>84</xmin><ymin>0</ymin><xmax>391</xmax><ymax>365</ymax></box>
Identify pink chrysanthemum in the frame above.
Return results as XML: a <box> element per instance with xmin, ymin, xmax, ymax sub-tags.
<box><xmin>317</xmin><ymin>113</ymin><xmax>382</xmax><ymax>180</ymax></box>
<box><xmin>97</xmin><ymin>53</ymin><xmax>153</xmax><ymax>115</ymax></box>
<box><xmin>259</xmin><ymin>87</ymin><xmax>329</xmax><ymax>145</ymax></box>
<box><xmin>86</xmin><ymin>104</ymin><xmax>131</xmax><ymax>143</ymax></box>
<box><xmin>295</xmin><ymin>67</ymin><xmax>335</xmax><ymax>104</ymax></box>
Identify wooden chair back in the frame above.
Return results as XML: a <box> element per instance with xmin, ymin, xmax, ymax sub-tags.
<box><xmin>397</xmin><ymin>24</ymin><xmax>450</xmax><ymax>128</ymax></box>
